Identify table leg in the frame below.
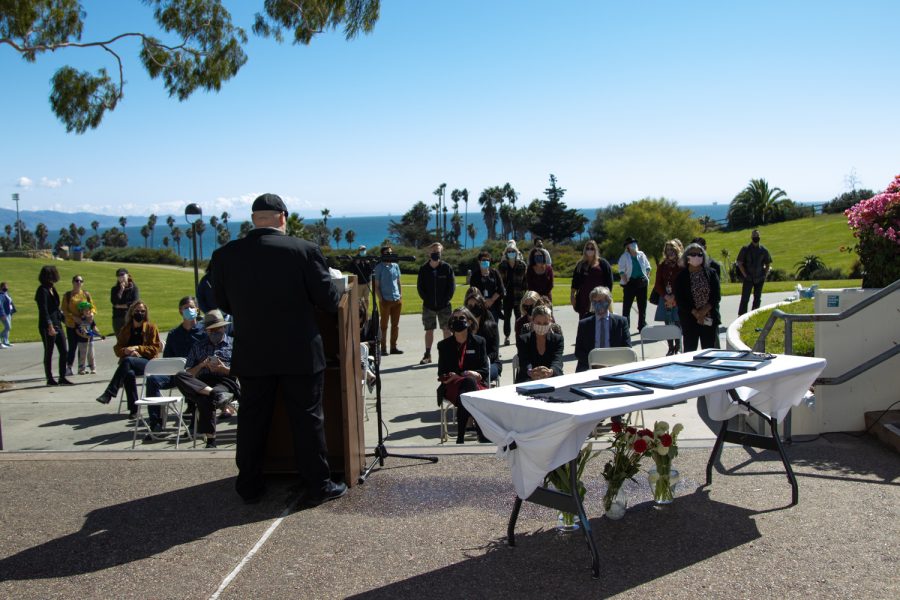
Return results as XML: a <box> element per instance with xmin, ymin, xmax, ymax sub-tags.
<box><xmin>706</xmin><ymin>417</ymin><xmax>729</xmax><ymax>486</ymax></box>
<box><xmin>767</xmin><ymin>414</ymin><xmax>799</xmax><ymax>506</ymax></box>
<box><xmin>569</xmin><ymin>457</ymin><xmax>600</xmax><ymax>579</ymax></box>
<box><xmin>507</xmin><ymin>497</ymin><xmax>522</xmax><ymax>546</ymax></box>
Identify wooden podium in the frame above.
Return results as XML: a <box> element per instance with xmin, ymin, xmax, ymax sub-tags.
<box><xmin>263</xmin><ymin>276</ymin><xmax>366</xmax><ymax>486</ymax></box>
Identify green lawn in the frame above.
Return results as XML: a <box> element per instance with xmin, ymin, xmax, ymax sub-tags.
<box><xmin>702</xmin><ymin>213</ymin><xmax>857</xmax><ymax>278</ymax></box>
<box><xmin>739</xmin><ymin>298</ymin><xmax>816</xmax><ymax>356</ymax></box>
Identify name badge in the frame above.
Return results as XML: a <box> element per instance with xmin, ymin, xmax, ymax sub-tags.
<box><xmin>466</xmin><ymin>349</ymin><xmax>475</xmax><ymax>354</ymax></box>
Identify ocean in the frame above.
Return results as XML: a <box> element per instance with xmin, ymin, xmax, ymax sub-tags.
<box><xmin>35</xmin><ymin>204</ymin><xmax>733</xmax><ymax>260</ymax></box>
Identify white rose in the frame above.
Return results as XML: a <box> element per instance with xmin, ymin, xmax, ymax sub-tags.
<box><xmin>657</xmin><ymin>445</ymin><xmax>670</xmax><ymax>456</ymax></box>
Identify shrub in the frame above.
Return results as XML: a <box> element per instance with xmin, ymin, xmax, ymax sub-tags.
<box><xmin>90</xmin><ymin>247</ymin><xmax>184</xmax><ymax>266</ymax></box>
<box><xmin>767</xmin><ymin>268</ymin><xmax>791</xmax><ymax>282</ymax></box>
<box><xmin>845</xmin><ymin>174</ymin><xmax>900</xmax><ymax>287</ymax></box>
<box><xmin>809</xmin><ymin>267</ymin><xmax>844</xmax><ymax>280</ymax></box>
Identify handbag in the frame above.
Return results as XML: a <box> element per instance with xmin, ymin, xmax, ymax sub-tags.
<box><xmin>649</xmin><ymin>289</ymin><xmax>660</xmax><ymax>305</ymax></box>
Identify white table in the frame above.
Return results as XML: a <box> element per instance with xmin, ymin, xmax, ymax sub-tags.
<box><xmin>461</xmin><ymin>351</ymin><xmax>827</xmax><ymax>578</ymax></box>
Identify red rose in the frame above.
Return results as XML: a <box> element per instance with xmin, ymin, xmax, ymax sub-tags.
<box><xmin>661</xmin><ymin>433</ymin><xmax>673</xmax><ymax>447</ymax></box>
<box><xmin>611</xmin><ymin>422</ymin><xmax>623</xmax><ymax>433</ymax></box>
<box><xmin>633</xmin><ymin>438</ymin><xmax>648</xmax><ymax>453</ymax></box>
<box><xmin>638</xmin><ymin>429</ymin><xmax>653</xmax><ymax>438</ymax></box>
<box><xmin>626</xmin><ymin>426</ymin><xmax>637</xmax><ymax>435</ymax></box>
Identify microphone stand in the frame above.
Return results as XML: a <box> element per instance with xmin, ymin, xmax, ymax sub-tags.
<box><xmin>358</xmin><ymin>259</ymin><xmax>437</xmax><ymax>484</ymax></box>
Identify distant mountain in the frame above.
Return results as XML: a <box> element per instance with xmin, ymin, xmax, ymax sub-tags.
<box><xmin>0</xmin><ymin>208</ymin><xmax>146</xmax><ymax>231</ymax></box>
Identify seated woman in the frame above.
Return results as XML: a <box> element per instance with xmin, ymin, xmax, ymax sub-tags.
<box><xmin>515</xmin><ymin>305</ymin><xmax>564</xmax><ymax>383</ymax></box>
<box><xmin>514</xmin><ymin>291</ymin><xmax>541</xmax><ymax>340</ymax></box>
<box><xmin>437</xmin><ymin>307</ymin><xmax>489</xmax><ymax>444</ymax></box>
<box><xmin>463</xmin><ymin>287</ymin><xmax>502</xmax><ymax>382</ymax></box>
<box><xmin>95</xmin><ymin>301</ymin><xmax>162</xmax><ymax>418</ymax></box>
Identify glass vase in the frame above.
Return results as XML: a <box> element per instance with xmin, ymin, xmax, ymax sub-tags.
<box><xmin>603</xmin><ymin>484</ymin><xmax>628</xmax><ymax>520</ymax></box>
<box><xmin>556</xmin><ymin>511</ymin><xmax>581</xmax><ymax>533</ymax></box>
<box><xmin>648</xmin><ymin>464</ymin><xmax>679</xmax><ymax>505</ymax></box>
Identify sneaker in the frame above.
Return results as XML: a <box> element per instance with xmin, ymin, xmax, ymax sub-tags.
<box><xmin>302</xmin><ymin>480</ymin><xmax>348</xmax><ymax>507</ymax></box>
<box><xmin>65</xmin><ymin>366</ymin><xmax>73</xmax><ymax>377</ymax></box>
<box><xmin>59</xmin><ymin>378</ymin><xmax>75</xmax><ymax>386</ymax></box>
<box><xmin>419</xmin><ymin>353</ymin><xmax>432</xmax><ymax>365</ymax></box>
<box><xmin>504</xmin><ymin>337</ymin><xmax>510</xmax><ymax>346</ymax></box>
<box><xmin>128</xmin><ymin>411</ymin><xmax>137</xmax><ymax>420</ymax></box>
<box><xmin>390</xmin><ymin>347</ymin><xmax>403</xmax><ymax>355</ymax></box>
<box><xmin>90</xmin><ymin>368</ymin><xmax>96</xmax><ymax>374</ymax></box>
<box><xmin>78</xmin><ymin>368</ymin><xmax>86</xmax><ymax>375</ymax></box>
<box><xmin>95</xmin><ymin>393</ymin><xmax>112</xmax><ymax>404</ymax></box>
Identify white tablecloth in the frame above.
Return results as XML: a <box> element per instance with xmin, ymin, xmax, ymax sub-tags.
<box><xmin>461</xmin><ymin>351</ymin><xmax>826</xmax><ymax>499</ymax></box>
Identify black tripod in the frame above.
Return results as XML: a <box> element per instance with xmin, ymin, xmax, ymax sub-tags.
<box><xmin>358</xmin><ymin>258</ymin><xmax>437</xmax><ymax>484</ymax></box>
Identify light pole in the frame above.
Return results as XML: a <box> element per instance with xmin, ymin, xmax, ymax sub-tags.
<box><xmin>184</xmin><ymin>203</ymin><xmax>202</xmax><ymax>293</ymax></box>
<box><xmin>11</xmin><ymin>193</ymin><xmax>21</xmax><ymax>249</ymax></box>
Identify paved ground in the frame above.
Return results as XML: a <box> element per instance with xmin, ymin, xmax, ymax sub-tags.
<box><xmin>0</xmin><ymin>291</ymin><xmax>789</xmax><ymax>451</ymax></box>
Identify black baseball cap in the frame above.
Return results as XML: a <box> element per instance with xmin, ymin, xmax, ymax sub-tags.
<box><xmin>251</xmin><ymin>193</ymin><xmax>288</xmax><ymax>215</ymax></box>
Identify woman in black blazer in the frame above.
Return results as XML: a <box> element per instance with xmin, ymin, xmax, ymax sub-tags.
<box><xmin>437</xmin><ymin>307</ymin><xmax>489</xmax><ymax>444</ymax></box>
<box><xmin>34</xmin><ymin>265</ymin><xmax>73</xmax><ymax>386</ymax></box>
<box><xmin>463</xmin><ymin>287</ymin><xmax>502</xmax><ymax>382</ymax></box>
<box><xmin>515</xmin><ymin>305</ymin><xmax>564</xmax><ymax>383</ymax></box>
<box><xmin>673</xmin><ymin>242</ymin><xmax>722</xmax><ymax>351</ymax></box>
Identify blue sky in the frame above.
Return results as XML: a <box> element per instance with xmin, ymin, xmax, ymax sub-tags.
<box><xmin>2</xmin><ymin>0</ymin><xmax>898</xmax><ymax>220</ymax></box>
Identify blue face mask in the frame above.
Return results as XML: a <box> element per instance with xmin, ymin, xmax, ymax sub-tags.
<box><xmin>506</xmin><ymin>252</ymin><xmax>517</xmax><ymax>260</ymax></box>
<box><xmin>360</xmin><ymin>249</ymin><xmax>367</xmax><ymax>256</ymax></box>
<box><xmin>534</xmin><ymin>255</ymin><xmax>545</xmax><ymax>265</ymax></box>
<box><xmin>480</xmin><ymin>260</ymin><xmax>490</xmax><ymax>269</ymax></box>
<box><xmin>207</xmin><ymin>330</ymin><xmax>226</xmax><ymax>345</ymax></box>
<box><xmin>593</xmin><ymin>301</ymin><xmax>610</xmax><ymax>314</ymax></box>
<box><xmin>182</xmin><ymin>307</ymin><xmax>198</xmax><ymax>320</ymax></box>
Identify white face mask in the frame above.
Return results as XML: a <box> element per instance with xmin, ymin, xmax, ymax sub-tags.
<box><xmin>532</xmin><ymin>323</ymin><xmax>551</xmax><ymax>335</ymax></box>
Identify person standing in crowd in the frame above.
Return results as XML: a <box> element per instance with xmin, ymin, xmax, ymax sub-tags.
<box><xmin>533</xmin><ymin>238</ymin><xmax>552</xmax><ymax>265</ymax></box>
<box><xmin>110</xmin><ymin>268</ymin><xmax>139</xmax><ymax>335</ymax></box>
<box><xmin>95</xmin><ymin>301</ymin><xmax>162</xmax><ymax>417</ymax></box>
<box><xmin>74</xmin><ymin>301</ymin><xmax>104</xmax><ymax>374</ymax></box>
<box><xmin>0</xmin><ymin>281</ymin><xmax>15</xmax><ymax>348</ymax></box>
<box><xmin>736</xmin><ymin>229</ymin><xmax>772</xmax><ymax>315</ymax></box>
<box><xmin>175</xmin><ymin>310</ymin><xmax>240</xmax><ymax>448</ymax></box>
<box><xmin>617</xmin><ymin>237</ymin><xmax>652</xmax><ymax>332</ymax></box>
<box><xmin>570</xmin><ymin>239</ymin><xmax>613</xmax><ymax>319</ymax></box>
<box><xmin>674</xmin><ymin>243</ymin><xmax>721</xmax><ymax>351</ymax></box>
<box><xmin>464</xmin><ymin>288</ymin><xmax>502</xmax><ymax>382</ymax></box>
<box><xmin>469</xmin><ymin>250</ymin><xmax>505</xmax><ymax>324</ymax></box>
<box><xmin>372</xmin><ymin>245</ymin><xmax>402</xmax><ymax>356</ymax></box>
<box><xmin>436</xmin><ymin>307</ymin><xmax>489</xmax><ymax>444</ymax></box>
<box><xmin>347</xmin><ymin>245</ymin><xmax>374</xmax><ymax>313</ymax></box>
<box><xmin>144</xmin><ymin>296</ymin><xmax>206</xmax><ymax>435</ymax></box>
<box><xmin>525</xmin><ymin>247</ymin><xmax>554</xmax><ymax>298</ymax></box>
<box><xmin>416</xmin><ymin>242</ymin><xmax>455</xmax><ymax>365</ymax></box>
<box><xmin>62</xmin><ymin>274</ymin><xmax>94</xmax><ymax>376</ymax></box>
<box><xmin>498</xmin><ymin>240</ymin><xmax>527</xmax><ymax>345</ymax></box>
<box><xmin>196</xmin><ymin>265</ymin><xmax>218</xmax><ymax>314</ymax></box>
<box><xmin>515</xmin><ymin>305</ymin><xmax>564</xmax><ymax>383</ymax></box>
<box><xmin>34</xmin><ymin>265</ymin><xmax>73</xmax><ymax>386</ymax></box>
<box><xmin>654</xmin><ymin>240</ymin><xmax>684</xmax><ymax>355</ymax></box>
<box><xmin>692</xmin><ymin>237</ymin><xmax>722</xmax><ymax>282</ymax></box>
<box><xmin>574</xmin><ymin>286</ymin><xmax>631</xmax><ymax>372</ymax></box>
<box><xmin>211</xmin><ymin>193</ymin><xmax>346</xmax><ymax>506</ymax></box>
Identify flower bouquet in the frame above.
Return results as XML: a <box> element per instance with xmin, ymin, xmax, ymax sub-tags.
<box><xmin>544</xmin><ymin>445</ymin><xmax>600</xmax><ymax>531</ymax></box>
<box><xmin>645</xmin><ymin>421</ymin><xmax>684</xmax><ymax>504</ymax></box>
<box><xmin>601</xmin><ymin>421</ymin><xmax>650</xmax><ymax>518</ymax></box>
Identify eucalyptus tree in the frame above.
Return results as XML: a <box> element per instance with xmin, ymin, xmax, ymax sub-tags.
<box><xmin>2</xmin><ymin>0</ymin><xmax>381</xmax><ymax>132</ymax></box>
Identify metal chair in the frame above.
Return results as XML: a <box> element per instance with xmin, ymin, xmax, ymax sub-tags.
<box><xmin>440</xmin><ymin>358</ymin><xmax>493</xmax><ymax>444</ymax></box>
<box><xmin>638</xmin><ymin>324</ymin><xmax>683</xmax><ymax>360</ymax></box>
<box><xmin>131</xmin><ymin>357</ymin><xmax>190</xmax><ymax>449</ymax></box>
<box><xmin>588</xmin><ymin>347</ymin><xmax>639</xmax><ymax>369</ymax></box>
<box><xmin>117</xmin><ymin>340</ymin><xmax>166</xmax><ymax>414</ymax></box>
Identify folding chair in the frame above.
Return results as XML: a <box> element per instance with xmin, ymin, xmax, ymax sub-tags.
<box><xmin>638</xmin><ymin>324</ymin><xmax>683</xmax><ymax>360</ymax></box>
<box><xmin>131</xmin><ymin>357</ymin><xmax>190</xmax><ymax>449</ymax></box>
<box><xmin>587</xmin><ymin>346</ymin><xmax>642</xmax><ymax>431</ymax></box>
<box><xmin>440</xmin><ymin>358</ymin><xmax>492</xmax><ymax>444</ymax></box>
<box><xmin>117</xmin><ymin>340</ymin><xmax>165</xmax><ymax>414</ymax></box>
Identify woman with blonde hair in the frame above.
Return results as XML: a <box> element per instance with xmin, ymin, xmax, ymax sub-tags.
<box><xmin>95</xmin><ymin>300</ymin><xmax>162</xmax><ymax>418</ymax></box>
<box><xmin>570</xmin><ymin>239</ymin><xmax>613</xmax><ymax>318</ymax></box>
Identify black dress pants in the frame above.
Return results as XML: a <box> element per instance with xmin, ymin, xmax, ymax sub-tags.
<box><xmin>622</xmin><ymin>278</ymin><xmax>648</xmax><ymax>330</ymax></box>
<box><xmin>501</xmin><ymin>292</ymin><xmax>523</xmax><ymax>339</ymax></box>
<box><xmin>738</xmin><ymin>279</ymin><xmax>765</xmax><ymax>315</ymax></box>
<box><xmin>39</xmin><ymin>326</ymin><xmax>67</xmax><ymax>381</ymax></box>
<box><xmin>235</xmin><ymin>371</ymin><xmax>331</xmax><ymax>499</ymax></box>
<box><xmin>174</xmin><ymin>371</ymin><xmax>232</xmax><ymax>436</ymax></box>
<box><xmin>681</xmin><ymin>319</ymin><xmax>718</xmax><ymax>351</ymax></box>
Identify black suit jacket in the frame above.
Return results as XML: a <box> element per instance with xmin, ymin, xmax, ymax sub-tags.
<box><xmin>210</xmin><ymin>228</ymin><xmax>339</xmax><ymax>377</ymax></box>
<box><xmin>515</xmin><ymin>331</ymin><xmax>565</xmax><ymax>383</ymax></box>
<box><xmin>574</xmin><ymin>313</ymin><xmax>631</xmax><ymax>372</ymax></box>
<box><xmin>437</xmin><ymin>333</ymin><xmax>489</xmax><ymax>381</ymax></box>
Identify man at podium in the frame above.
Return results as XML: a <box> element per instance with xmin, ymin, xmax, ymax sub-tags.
<box><xmin>211</xmin><ymin>193</ymin><xmax>348</xmax><ymax>506</ymax></box>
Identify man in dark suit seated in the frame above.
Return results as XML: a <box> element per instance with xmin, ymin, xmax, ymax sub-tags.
<box><xmin>574</xmin><ymin>286</ymin><xmax>631</xmax><ymax>372</ymax></box>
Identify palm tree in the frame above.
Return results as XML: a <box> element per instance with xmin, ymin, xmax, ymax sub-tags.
<box><xmin>162</xmin><ymin>236</ymin><xmax>169</xmax><ymax>248</ymax></box>
<box><xmin>239</xmin><ymin>221</ymin><xmax>254</xmax><ymax>239</ymax></box>
<box><xmin>147</xmin><ymin>214</ymin><xmax>157</xmax><ymax>247</ymax></box>
<box><xmin>217</xmin><ymin>227</ymin><xmax>231</xmax><ymax>246</ymax></box>
<box><xmin>433</xmin><ymin>185</ymin><xmax>445</xmax><ymax>241</ymax></box>
<box><xmin>730</xmin><ymin>179</ymin><xmax>790</xmax><ymax>227</ymax></box>
<box><xmin>34</xmin><ymin>223</ymin><xmax>49</xmax><ymax>249</ymax></box>
<box><xmin>344</xmin><ymin>229</ymin><xmax>356</xmax><ymax>248</ymax></box>
<box><xmin>166</xmin><ymin>215</ymin><xmax>175</xmax><ymax>230</ymax></box>
<box><xmin>220</xmin><ymin>211</ymin><xmax>230</xmax><ymax>227</ymax></box>
<box><xmin>467</xmin><ymin>222</ymin><xmax>477</xmax><ymax>246</ymax></box>
<box><xmin>171</xmin><ymin>226</ymin><xmax>183</xmax><ymax>257</ymax></box>
<box><xmin>794</xmin><ymin>255</ymin><xmax>826</xmax><ymax>280</ymax></box>
<box><xmin>140</xmin><ymin>224</ymin><xmax>150</xmax><ymax>247</ymax></box>
<box><xmin>320</xmin><ymin>208</ymin><xmax>331</xmax><ymax>230</ymax></box>
<box><xmin>118</xmin><ymin>216</ymin><xmax>127</xmax><ymax>229</ymax></box>
<box><xmin>194</xmin><ymin>219</ymin><xmax>206</xmax><ymax>259</ymax></box>
<box><xmin>478</xmin><ymin>186</ymin><xmax>502</xmax><ymax>241</ymax></box>
<box><xmin>332</xmin><ymin>226</ymin><xmax>343</xmax><ymax>248</ymax></box>
<box><xmin>461</xmin><ymin>188</ymin><xmax>469</xmax><ymax>248</ymax></box>
<box><xmin>91</xmin><ymin>220</ymin><xmax>100</xmax><ymax>234</ymax></box>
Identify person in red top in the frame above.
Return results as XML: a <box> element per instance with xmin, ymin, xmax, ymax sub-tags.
<box><xmin>653</xmin><ymin>239</ymin><xmax>684</xmax><ymax>355</ymax></box>
<box><xmin>525</xmin><ymin>247</ymin><xmax>554</xmax><ymax>297</ymax></box>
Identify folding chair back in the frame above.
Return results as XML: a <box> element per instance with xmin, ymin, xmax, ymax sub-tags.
<box><xmin>638</xmin><ymin>325</ymin><xmax>683</xmax><ymax>360</ymax></box>
<box><xmin>588</xmin><ymin>347</ymin><xmax>639</xmax><ymax>369</ymax></box>
<box><xmin>132</xmin><ymin>357</ymin><xmax>189</xmax><ymax>449</ymax></box>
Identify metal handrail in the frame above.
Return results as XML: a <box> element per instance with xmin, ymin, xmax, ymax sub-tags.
<box><xmin>815</xmin><ymin>344</ymin><xmax>900</xmax><ymax>385</ymax></box>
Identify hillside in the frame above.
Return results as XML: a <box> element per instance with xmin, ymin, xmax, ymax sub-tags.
<box><xmin>702</xmin><ymin>213</ymin><xmax>857</xmax><ymax>277</ymax></box>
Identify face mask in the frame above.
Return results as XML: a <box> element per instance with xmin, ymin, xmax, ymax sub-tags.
<box><xmin>360</xmin><ymin>250</ymin><xmax>367</xmax><ymax>256</ymax></box>
<box><xmin>506</xmin><ymin>252</ymin><xmax>517</xmax><ymax>260</ymax></box>
<box><xmin>585</xmin><ymin>249</ymin><xmax>595</xmax><ymax>257</ymax></box>
<box><xmin>752</xmin><ymin>237</ymin><xmax>760</xmax><ymax>244</ymax></box>
<box><xmin>182</xmin><ymin>307</ymin><xmax>198</xmax><ymax>320</ymax></box>
<box><xmin>532</xmin><ymin>323</ymin><xmax>551</xmax><ymax>335</ymax></box>
<box><xmin>449</xmin><ymin>318</ymin><xmax>468</xmax><ymax>332</ymax></box>
<box><xmin>480</xmin><ymin>260</ymin><xmax>490</xmax><ymax>269</ymax></box>
<box><xmin>430</xmin><ymin>252</ymin><xmax>441</xmax><ymax>262</ymax></box>
<box><xmin>534</xmin><ymin>255</ymin><xmax>545</xmax><ymax>265</ymax></box>
<box><xmin>208</xmin><ymin>330</ymin><xmax>226</xmax><ymax>344</ymax></box>
<box><xmin>467</xmin><ymin>305</ymin><xmax>483</xmax><ymax>317</ymax></box>
<box><xmin>688</xmin><ymin>256</ymin><xmax>704</xmax><ymax>267</ymax></box>
<box><xmin>593</xmin><ymin>300</ymin><xmax>610</xmax><ymax>314</ymax></box>
<box><xmin>523</xmin><ymin>304</ymin><xmax>534</xmax><ymax>316</ymax></box>
<box><xmin>630</xmin><ymin>243</ymin><xmax>638</xmax><ymax>252</ymax></box>
<box><xmin>133</xmin><ymin>312</ymin><xmax>146</xmax><ymax>323</ymax></box>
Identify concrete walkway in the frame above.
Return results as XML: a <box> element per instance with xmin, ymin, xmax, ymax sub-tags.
<box><xmin>0</xmin><ymin>291</ymin><xmax>791</xmax><ymax>452</ymax></box>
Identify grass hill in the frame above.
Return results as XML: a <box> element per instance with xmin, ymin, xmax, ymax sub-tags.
<box><xmin>702</xmin><ymin>213</ymin><xmax>857</xmax><ymax>278</ymax></box>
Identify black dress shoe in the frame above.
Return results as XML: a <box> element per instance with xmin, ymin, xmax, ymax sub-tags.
<box><xmin>59</xmin><ymin>378</ymin><xmax>75</xmax><ymax>385</ymax></box>
<box><xmin>241</xmin><ymin>488</ymin><xmax>266</xmax><ymax>504</ymax></box>
<box><xmin>303</xmin><ymin>481</ymin><xmax>348</xmax><ymax>507</ymax></box>
<box><xmin>46</xmin><ymin>378</ymin><xmax>59</xmax><ymax>386</ymax></box>
<box><xmin>95</xmin><ymin>393</ymin><xmax>112</xmax><ymax>404</ymax></box>
<box><xmin>390</xmin><ymin>347</ymin><xmax>403</xmax><ymax>354</ymax></box>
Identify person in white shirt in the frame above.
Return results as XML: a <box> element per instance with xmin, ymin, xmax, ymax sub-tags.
<box><xmin>617</xmin><ymin>237</ymin><xmax>652</xmax><ymax>332</ymax></box>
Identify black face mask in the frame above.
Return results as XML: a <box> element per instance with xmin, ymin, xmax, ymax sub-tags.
<box><xmin>133</xmin><ymin>312</ymin><xmax>146</xmax><ymax>323</ymax></box>
<box><xmin>751</xmin><ymin>237</ymin><xmax>760</xmax><ymax>244</ymax></box>
<box><xmin>449</xmin><ymin>318</ymin><xmax>468</xmax><ymax>332</ymax></box>
<box><xmin>430</xmin><ymin>252</ymin><xmax>441</xmax><ymax>262</ymax></box>
<box><xmin>523</xmin><ymin>304</ymin><xmax>534</xmax><ymax>316</ymax></box>
<box><xmin>467</xmin><ymin>305</ymin><xmax>483</xmax><ymax>317</ymax></box>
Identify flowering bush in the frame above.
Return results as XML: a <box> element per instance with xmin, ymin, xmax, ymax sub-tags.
<box><xmin>601</xmin><ymin>422</ymin><xmax>651</xmax><ymax>511</ymax></box>
<box><xmin>845</xmin><ymin>174</ymin><xmax>900</xmax><ymax>287</ymax></box>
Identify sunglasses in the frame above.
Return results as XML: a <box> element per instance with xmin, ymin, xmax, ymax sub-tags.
<box><xmin>74</xmin><ymin>279</ymin><xmax>84</xmax><ymax>283</ymax></box>
<box><xmin>686</xmin><ymin>253</ymin><xmax>703</xmax><ymax>258</ymax></box>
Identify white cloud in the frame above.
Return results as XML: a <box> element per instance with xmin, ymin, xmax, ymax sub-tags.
<box><xmin>17</xmin><ymin>177</ymin><xmax>33</xmax><ymax>188</ymax></box>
